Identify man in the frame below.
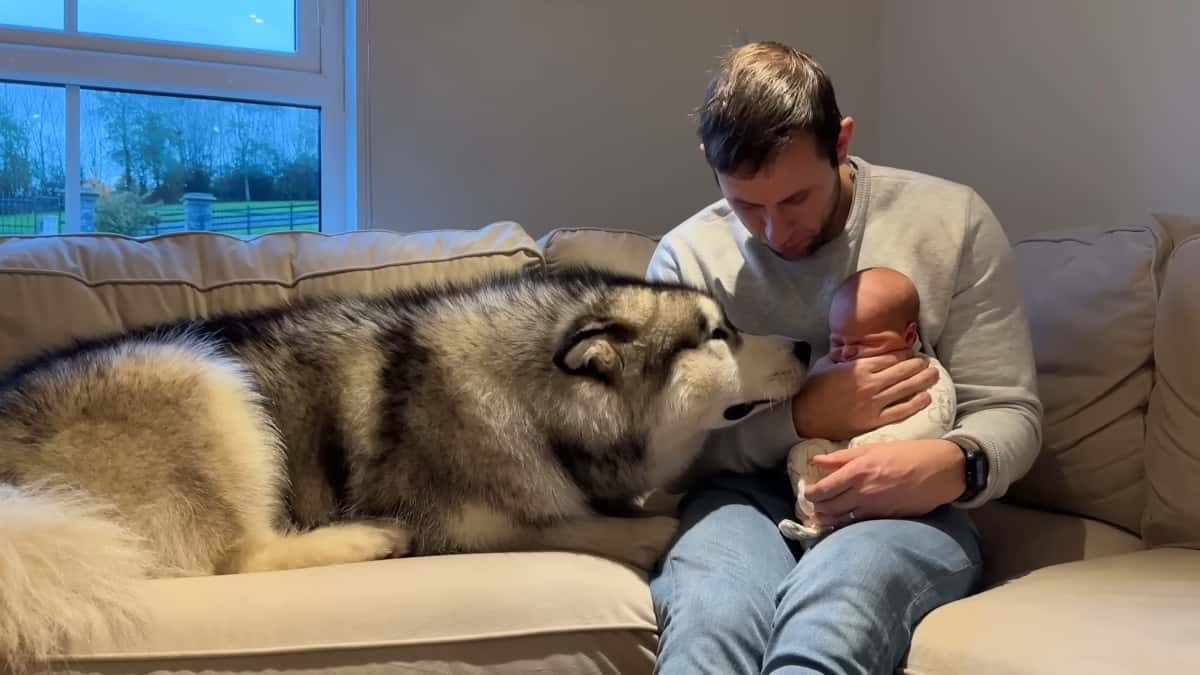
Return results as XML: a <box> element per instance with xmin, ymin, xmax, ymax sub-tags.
<box><xmin>647</xmin><ymin>41</ymin><xmax>1042</xmax><ymax>674</ymax></box>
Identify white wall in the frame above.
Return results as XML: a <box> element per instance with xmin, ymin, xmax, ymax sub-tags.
<box><xmin>361</xmin><ymin>0</ymin><xmax>881</xmax><ymax>237</ymax></box>
<box><xmin>879</xmin><ymin>1</ymin><xmax>1200</xmax><ymax>242</ymax></box>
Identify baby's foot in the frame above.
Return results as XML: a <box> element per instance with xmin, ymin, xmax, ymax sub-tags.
<box><xmin>778</xmin><ymin>517</ymin><xmax>826</xmax><ymax>541</ymax></box>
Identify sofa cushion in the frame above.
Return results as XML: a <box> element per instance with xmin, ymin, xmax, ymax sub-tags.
<box><xmin>967</xmin><ymin>500</ymin><xmax>1144</xmax><ymax>589</ymax></box>
<box><xmin>51</xmin><ymin>552</ymin><xmax>657</xmax><ymax>675</ymax></box>
<box><xmin>0</xmin><ymin>222</ymin><xmax>542</xmax><ymax>372</ymax></box>
<box><xmin>1143</xmin><ymin>214</ymin><xmax>1200</xmax><ymax>548</ymax></box>
<box><xmin>1004</xmin><ymin>222</ymin><xmax>1168</xmax><ymax>535</ymax></box>
<box><xmin>905</xmin><ymin>548</ymin><xmax>1200</xmax><ymax>675</ymax></box>
<box><xmin>538</xmin><ymin>227</ymin><xmax>658</xmax><ymax>278</ymax></box>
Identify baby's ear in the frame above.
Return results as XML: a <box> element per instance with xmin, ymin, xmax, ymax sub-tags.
<box><xmin>904</xmin><ymin>322</ymin><xmax>919</xmax><ymax>347</ymax></box>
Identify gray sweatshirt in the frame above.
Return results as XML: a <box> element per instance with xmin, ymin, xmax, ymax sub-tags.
<box><xmin>646</xmin><ymin>156</ymin><xmax>1043</xmax><ymax>508</ymax></box>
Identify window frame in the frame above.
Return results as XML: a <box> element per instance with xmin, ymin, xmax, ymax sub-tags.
<box><xmin>0</xmin><ymin>0</ymin><xmax>353</xmax><ymax>234</ymax></box>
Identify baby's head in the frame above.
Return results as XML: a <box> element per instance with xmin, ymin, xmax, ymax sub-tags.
<box><xmin>828</xmin><ymin>267</ymin><xmax>920</xmax><ymax>363</ymax></box>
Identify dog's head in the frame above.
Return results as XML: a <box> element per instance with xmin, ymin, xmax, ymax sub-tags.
<box><xmin>551</xmin><ymin>276</ymin><xmax>810</xmax><ymax>435</ymax></box>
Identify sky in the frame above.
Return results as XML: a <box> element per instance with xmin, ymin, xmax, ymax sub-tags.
<box><xmin>0</xmin><ymin>0</ymin><xmax>295</xmax><ymax>53</ymax></box>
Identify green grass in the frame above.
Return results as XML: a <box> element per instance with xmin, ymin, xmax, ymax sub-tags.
<box><xmin>232</xmin><ymin>223</ymin><xmax>320</xmax><ymax>236</ymax></box>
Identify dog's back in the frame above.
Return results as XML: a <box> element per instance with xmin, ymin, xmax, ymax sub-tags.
<box><xmin>0</xmin><ymin>268</ymin><xmax>807</xmax><ymax>670</ymax></box>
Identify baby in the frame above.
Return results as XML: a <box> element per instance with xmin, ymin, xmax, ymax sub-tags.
<box><xmin>778</xmin><ymin>267</ymin><xmax>957</xmax><ymax>541</ymax></box>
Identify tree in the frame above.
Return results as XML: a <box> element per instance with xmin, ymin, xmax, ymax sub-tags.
<box><xmin>0</xmin><ymin>107</ymin><xmax>33</xmax><ymax>198</ymax></box>
<box><xmin>95</xmin><ymin>190</ymin><xmax>159</xmax><ymax>236</ymax></box>
<box><xmin>96</xmin><ymin>92</ymin><xmax>138</xmax><ymax>193</ymax></box>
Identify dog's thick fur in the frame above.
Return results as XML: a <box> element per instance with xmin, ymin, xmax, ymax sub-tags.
<box><xmin>0</xmin><ymin>267</ymin><xmax>807</xmax><ymax>669</ymax></box>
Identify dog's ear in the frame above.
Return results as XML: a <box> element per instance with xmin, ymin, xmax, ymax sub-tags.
<box><xmin>555</xmin><ymin>321</ymin><xmax>624</xmax><ymax>382</ymax></box>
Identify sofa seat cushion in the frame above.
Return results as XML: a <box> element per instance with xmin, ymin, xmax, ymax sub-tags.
<box><xmin>905</xmin><ymin>547</ymin><xmax>1200</xmax><ymax>675</ymax></box>
<box><xmin>0</xmin><ymin>222</ymin><xmax>542</xmax><ymax>373</ymax></box>
<box><xmin>967</xmin><ymin>500</ymin><xmax>1144</xmax><ymax>588</ymax></box>
<box><xmin>51</xmin><ymin>552</ymin><xmax>657</xmax><ymax>675</ymax></box>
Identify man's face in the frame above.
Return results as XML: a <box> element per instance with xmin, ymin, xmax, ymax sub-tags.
<box><xmin>715</xmin><ymin>131</ymin><xmax>846</xmax><ymax>260</ymax></box>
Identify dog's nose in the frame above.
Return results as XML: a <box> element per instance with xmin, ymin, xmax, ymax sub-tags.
<box><xmin>793</xmin><ymin>340</ymin><xmax>812</xmax><ymax>366</ymax></box>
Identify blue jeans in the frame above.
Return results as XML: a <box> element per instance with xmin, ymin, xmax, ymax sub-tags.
<box><xmin>650</xmin><ymin>468</ymin><xmax>983</xmax><ymax>675</ymax></box>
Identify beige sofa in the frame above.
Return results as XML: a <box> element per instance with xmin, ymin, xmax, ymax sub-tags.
<box><xmin>1</xmin><ymin>215</ymin><xmax>1197</xmax><ymax>674</ymax></box>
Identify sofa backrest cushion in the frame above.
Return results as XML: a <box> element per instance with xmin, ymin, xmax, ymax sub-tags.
<box><xmin>1143</xmin><ymin>213</ymin><xmax>1200</xmax><ymax>549</ymax></box>
<box><xmin>0</xmin><ymin>222</ymin><xmax>542</xmax><ymax>372</ymax></box>
<box><xmin>1005</xmin><ymin>222</ymin><xmax>1169</xmax><ymax>535</ymax></box>
<box><xmin>538</xmin><ymin>227</ymin><xmax>658</xmax><ymax>278</ymax></box>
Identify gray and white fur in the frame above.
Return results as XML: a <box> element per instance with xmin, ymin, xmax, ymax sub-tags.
<box><xmin>0</xmin><ymin>267</ymin><xmax>808</xmax><ymax>670</ymax></box>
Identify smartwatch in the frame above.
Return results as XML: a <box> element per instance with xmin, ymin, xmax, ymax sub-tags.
<box><xmin>950</xmin><ymin>437</ymin><xmax>989</xmax><ymax>503</ymax></box>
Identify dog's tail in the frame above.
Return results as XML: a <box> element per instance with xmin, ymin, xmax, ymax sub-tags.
<box><xmin>0</xmin><ymin>482</ymin><xmax>152</xmax><ymax>673</ymax></box>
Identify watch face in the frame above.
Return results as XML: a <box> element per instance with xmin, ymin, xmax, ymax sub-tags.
<box><xmin>970</xmin><ymin>452</ymin><xmax>988</xmax><ymax>489</ymax></box>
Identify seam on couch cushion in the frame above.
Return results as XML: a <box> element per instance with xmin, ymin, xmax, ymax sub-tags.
<box><xmin>60</xmin><ymin>623</ymin><xmax>659</xmax><ymax>662</ymax></box>
<box><xmin>539</xmin><ymin>227</ymin><xmax>659</xmax><ymax>253</ymax></box>
<box><xmin>543</xmin><ymin>226</ymin><xmax>661</xmax><ymax>240</ymax></box>
<box><xmin>0</xmin><ymin>248</ymin><xmax>543</xmax><ymax>292</ymax></box>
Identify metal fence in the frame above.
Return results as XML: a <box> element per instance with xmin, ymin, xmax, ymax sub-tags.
<box><xmin>145</xmin><ymin>201</ymin><xmax>320</xmax><ymax>236</ymax></box>
<box><xmin>0</xmin><ymin>197</ymin><xmax>318</xmax><ymax>237</ymax></box>
<box><xmin>0</xmin><ymin>196</ymin><xmax>64</xmax><ymax>235</ymax></box>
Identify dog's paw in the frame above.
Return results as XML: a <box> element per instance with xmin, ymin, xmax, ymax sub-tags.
<box><xmin>612</xmin><ymin>515</ymin><xmax>680</xmax><ymax>570</ymax></box>
<box><xmin>233</xmin><ymin>520</ymin><xmax>413</xmax><ymax>573</ymax></box>
<box><xmin>342</xmin><ymin>520</ymin><xmax>412</xmax><ymax>560</ymax></box>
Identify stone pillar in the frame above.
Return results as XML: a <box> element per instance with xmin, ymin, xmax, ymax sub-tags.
<box><xmin>79</xmin><ymin>188</ymin><xmax>99</xmax><ymax>233</ymax></box>
<box><xmin>182</xmin><ymin>192</ymin><xmax>216</xmax><ymax>231</ymax></box>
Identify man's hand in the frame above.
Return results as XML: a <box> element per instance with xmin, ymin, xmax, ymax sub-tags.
<box><xmin>802</xmin><ymin>439</ymin><xmax>966</xmax><ymax>529</ymax></box>
<box><xmin>790</xmin><ymin>353</ymin><xmax>939</xmax><ymax>441</ymax></box>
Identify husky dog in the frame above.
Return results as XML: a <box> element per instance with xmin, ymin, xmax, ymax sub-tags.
<box><xmin>0</xmin><ymin>267</ymin><xmax>808</xmax><ymax>669</ymax></box>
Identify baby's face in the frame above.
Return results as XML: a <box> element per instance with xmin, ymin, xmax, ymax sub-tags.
<box><xmin>829</xmin><ymin>321</ymin><xmax>914</xmax><ymax>363</ymax></box>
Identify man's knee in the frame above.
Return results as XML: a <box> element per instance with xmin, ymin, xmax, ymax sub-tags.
<box><xmin>652</xmin><ymin>553</ymin><xmax>777</xmax><ymax>675</ymax></box>
<box><xmin>780</xmin><ymin>508</ymin><xmax>983</xmax><ymax>605</ymax></box>
<box><xmin>651</xmin><ymin>495</ymin><xmax>794</xmax><ymax>643</ymax></box>
<box><xmin>763</xmin><ymin>510</ymin><xmax>983</xmax><ymax>674</ymax></box>
<box><xmin>652</xmin><ymin>556</ymin><xmax>775</xmax><ymax>640</ymax></box>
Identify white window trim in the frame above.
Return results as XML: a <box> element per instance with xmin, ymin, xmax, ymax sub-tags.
<box><xmin>0</xmin><ymin>0</ymin><xmax>354</xmax><ymax>234</ymax></box>
<box><xmin>348</xmin><ymin>0</ymin><xmax>368</xmax><ymax>232</ymax></box>
<box><xmin>0</xmin><ymin>0</ymin><xmax>322</xmax><ymax>72</ymax></box>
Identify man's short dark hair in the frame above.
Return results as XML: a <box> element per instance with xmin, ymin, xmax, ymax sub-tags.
<box><xmin>697</xmin><ymin>41</ymin><xmax>843</xmax><ymax>176</ymax></box>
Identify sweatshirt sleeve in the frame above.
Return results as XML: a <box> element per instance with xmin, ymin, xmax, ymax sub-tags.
<box><xmin>938</xmin><ymin>190</ymin><xmax>1045</xmax><ymax>508</ymax></box>
<box><xmin>645</xmin><ymin>239</ymin><xmax>802</xmax><ymax>479</ymax></box>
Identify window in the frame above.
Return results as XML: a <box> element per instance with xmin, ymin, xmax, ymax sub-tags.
<box><xmin>0</xmin><ymin>5</ymin><xmax>64</xmax><ymax>32</ymax></box>
<box><xmin>0</xmin><ymin>82</ymin><xmax>65</xmax><ymax>235</ymax></box>
<box><xmin>0</xmin><ymin>0</ymin><xmax>351</xmax><ymax>238</ymax></box>
<box><xmin>78</xmin><ymin>1</ymin><xmax>298</xmax><ymax>53</ymax></box>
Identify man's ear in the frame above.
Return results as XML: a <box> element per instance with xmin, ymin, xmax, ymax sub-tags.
<box><xmin>836</xmin><ymin>116</ymin><xmax>855</xmax><ymax>164</ymax></box>
<box><xmin>555</xmin><ymin>322</ymin><xmax>623</xmax><ymax>381</ymax></box>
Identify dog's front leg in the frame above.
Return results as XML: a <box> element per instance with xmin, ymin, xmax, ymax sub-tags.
<box><xmin>229</xmin><ymin>520</ymin><xmax>411</xmax><ymax>573</ymax></box>
<box><xmin>523</xmin><ymin>515</ymin><xmax>680</xmax><ymax>570</ymax></box>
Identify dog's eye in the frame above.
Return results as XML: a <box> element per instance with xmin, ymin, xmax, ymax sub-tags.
<box><xmin>710</xmin><ymin>328</ymin><xmax>730</xmax><ymax>342</ymax></box>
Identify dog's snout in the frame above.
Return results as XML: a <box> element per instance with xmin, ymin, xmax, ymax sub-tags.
<box><xmin>792</xmin><ymin>340</ymin><xmax>812</xmax><ymax>366</ymax></box>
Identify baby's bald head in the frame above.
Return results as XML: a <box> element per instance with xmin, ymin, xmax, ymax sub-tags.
<box><xmin>828</xmin><ymin>267</ymin><xmax>920</xmax><ymax>362</ymax></box>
